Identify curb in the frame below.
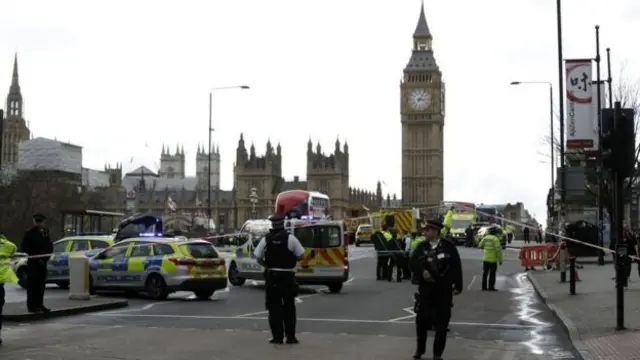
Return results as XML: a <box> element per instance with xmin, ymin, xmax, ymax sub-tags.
<box><xmin>3</xmin><ymin>299</ymin><xmax>129</xmax><ymax>322</ymax></box>
<box><xmin>526</xmin><ymin>273</ymin><xmax>593</xmax><ymax>360</ymax></box>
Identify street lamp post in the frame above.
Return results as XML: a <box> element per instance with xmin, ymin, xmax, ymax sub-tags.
<box><xmin>249</xmin><ymin>187</ymin><xmax>258</xmax><ymax>219</ymax></box>
<box><xmin>208</xmin><ymin>85</ymin><xmax>250</xmax><ymax>229</ymax></box>
<box><xmin>510</xmin><ymin>81</ymin><xmax>555</xmax><ymax>191</ymax></box>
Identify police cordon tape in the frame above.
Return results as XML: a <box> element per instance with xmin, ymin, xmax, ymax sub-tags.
<box><xmin>475</xmin><ymin>210</ymin><xmax>640</xmax><ymax>262</ymax></box>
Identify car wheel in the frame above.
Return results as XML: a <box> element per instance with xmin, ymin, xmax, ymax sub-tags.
<box><xmin>327</xmin><ymin>283</ymin><xmax>343</xmax><ymax>294</ymax></box>
<box><xmin>56</xmin><ymin>281</ymin><xmax>69</xmax><ymax>289</ymax></box>
<box><xmin>145</xmin><ymin>274</ymin><xmax>169</xmax><ymax>300</ymax></box>
<box><xmin>193</xmin><ymin>288</ymin><xmax>215</xmax><ymax>300</ymax></box>
<box><xmin>228</xmin><ymin>262</ymin><xmax>246</xmax><ymax>286</ymax></box>
<box><xmin>17</xmin><ymin>267</ymin><xmax>28</xmax><ymax>289</ymax></box>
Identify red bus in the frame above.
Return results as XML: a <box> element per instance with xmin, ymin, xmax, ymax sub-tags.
<box><xmin>275</xmin><ymin>190</ymin><xmax>330</xmax><ymax>219</ymax></box>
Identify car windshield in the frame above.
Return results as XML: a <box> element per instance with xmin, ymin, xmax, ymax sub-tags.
<box><xmin>450</xmin><ymin>219</ymin><xmax>473</xmax><ymax>229</ymax></box>
<box><xmin>181</xmin><ymin>243</ymin><xmax>218</xmax><ymax>258</ymax></box>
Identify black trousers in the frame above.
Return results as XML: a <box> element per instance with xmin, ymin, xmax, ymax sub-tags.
<box><xmin>26</xmin><ymin>262</ymin><xmax>47</xmax><ymax>311</ymax></box>
<box><xmin>482</xmin><ymin>261</ymin><xmax>497</xmax><ymax>290</ymax></box>
<box><xmin>387</xmin><ymin>256</ymin><xmax>402</xmax><ymax>282</ymax></box>
<box><xmin>264</xmin><ymin>270</ymin><xmax>297</xmax><ymax>340</ymax></box>
<box><xmin>415</xmin><ymin>304</ymin><xmax>451</xmax><ymax>357</ymax></box>
<box><xmin>0</xmin><ymin>284</ymin><xmax>4</xmax><ymax>332</ymax></box>
<box><xmin>376</xmin><ymin>255</ymin><xmax>389</xmax><ymax>280</ymax></box>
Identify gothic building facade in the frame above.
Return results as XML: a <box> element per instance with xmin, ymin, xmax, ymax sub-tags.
<box><xmin>1</xmin><ymin>54</ymin><xmax>31</xmax><ymax>166</ymax></box>
<box><xmin>400</xmin><ymin>3</ymin><xmax>445</xmax><ymax>209</ymax></box>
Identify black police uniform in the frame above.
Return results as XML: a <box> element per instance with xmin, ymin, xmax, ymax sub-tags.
<box><xmin>372</xmin><ymin>230</ymin><xmax>388</xmax><ymax>280</ymax></box>
<box><xmin>261</xmin><ymin>216</ymin><xmax>300</xmax><ymax>344</ymax></box>
<box><xmin>410</xmin><ymin>221</ymin><xmax>463</xmax><ymax>360</ymax></box>
<box><xmin>385</xmin><ymin>230</ymin><xmax>403</xmax><ymax>282</ymax></box>
<box><xmin>21</xmin><ymin>214</ymin><xmax>53</xmax><ymax>313</ymax></box>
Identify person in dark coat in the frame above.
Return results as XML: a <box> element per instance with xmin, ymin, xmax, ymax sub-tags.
<box><xmin>410</xmin><ymin>219</ymin><xmax>463</xmax><ymax>360</ymax></box>
<box><xmin>523</xmin><ymin>226</ymin><xmax>530</xmax><ymax>244</ymax></box>
<box><xmin>21</xmin><ymin>213</ymin><xmax>53</xmax><ymax>313</ymax></box>
<box><xmin>372</xmin><ymin>226</ymin><xmax>388</xmax><ymax>280</ymax></box>
<box><xmin>622</xmin><ymin>227</ymin><xmax>638</xmax><ymax>286</ymax></box>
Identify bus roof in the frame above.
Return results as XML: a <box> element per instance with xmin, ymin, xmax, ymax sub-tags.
<box><xmin>62</xmin><ymin>209</ymin><xmax>125</xmax><ymax>216</ymax></box>
<box><xmin>278</xmin><ymin>190</ymin><xmax>328</xmax><ymax>198</ymax></box>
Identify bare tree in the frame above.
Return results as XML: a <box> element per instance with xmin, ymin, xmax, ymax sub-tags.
<box><xmin>0</xmin><ymin>170</ymin><xmax>106</xmax><ymax>245</ymax></box>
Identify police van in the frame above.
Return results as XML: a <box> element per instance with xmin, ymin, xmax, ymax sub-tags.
<box><xmin>228</xmin><ymin>218</ymin><xmax>349</xmax><ymax>293</ymax></box>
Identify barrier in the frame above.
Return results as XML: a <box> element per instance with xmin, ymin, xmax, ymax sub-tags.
<box><xmin>519</xmin><ymin>243</ymin><xmax>569</xmax><ymax>271</ymax></box>
<box><xmin>68</xmin><ymin>256</ymin><xmax>91</xmax><ymax>300</ymax></box>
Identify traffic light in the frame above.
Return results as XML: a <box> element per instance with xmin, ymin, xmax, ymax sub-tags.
<box><xmin>601</xmin><ymin>105</ymin><xmax>636</xmax><ymax>177</ymax></box>
<box><xmin>601</xmin><ymin>108</ymin><xmax>617</xmax><ymax>171</ymax></box>
<box><xmin>618</xmin><ymin>108</ymin><xmax>636</xmax><ymax>178</ymax></box>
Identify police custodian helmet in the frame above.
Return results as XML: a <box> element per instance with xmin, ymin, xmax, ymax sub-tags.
<box><xmin>33</xmin><ymin>213</ymin><xmax>46</xmax><ymax>222</ymax></box>
<box><xmin>269</xmin><ymin>213</ymin><xmax>286</xmax><ymax>229</ymax></box>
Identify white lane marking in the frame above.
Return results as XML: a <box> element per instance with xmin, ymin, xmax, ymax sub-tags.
<box><xmin>467</xmin><ymin>275</ymin><xmax>477</xmax><ymax>290</ymax></box>
<box><xmin>235</xmin><ymin>310</ymin><xmax>268</xmax><ymax>317</ymax></box>
<box><xmin>388</xmin><ymin>314</ymin><xmax>415</xmax><ymax>322</ymax></box>
<box><xmin>90</xmin><ymin>313</ymin><xmax>548</xmax><ymax>328</ymax></box>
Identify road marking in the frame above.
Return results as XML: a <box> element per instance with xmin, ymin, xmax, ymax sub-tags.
<box><xmin>235</xmin><ymin>310</ymin><xmax>268</xmax><ymax>317</ymax></box>
<box><xmin>467</xmin><ymin>275</ymin><xmax>477</xmax><ymax>290</ymax></box>
<box><xmin>90</xmin><ymin>313</ymin><xmax>549</xmax><ymax>328</ymax></box>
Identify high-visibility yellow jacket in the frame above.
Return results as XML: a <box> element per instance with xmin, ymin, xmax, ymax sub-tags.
<box><xmin>0</xmin><ymin>237</ymin><xmax>19</xmax><ymax>284</ymax></box>
<box><xmin>440</xmin><ymin>210</ymin><xmax>454</xmax><ymax>238</ymax></box>
<box><xmin>409</xmin><ymin>236</ymin><xmax>426</xmax><ymax>256</ymax></box>
<box><xmin>477</xmin><ymin>234</ymin><xmax>503</xmax><ymax>263</ymax></box>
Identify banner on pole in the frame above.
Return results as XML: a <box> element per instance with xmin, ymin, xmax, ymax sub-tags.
<box><xmin>565</xmin><ymin>59</ymin><xmax>596</xmax><ymax>150</ymax></box>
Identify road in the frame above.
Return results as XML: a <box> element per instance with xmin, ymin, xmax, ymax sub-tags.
<box><xmin>1</xmin><ymin>245</ymin><xmax>580</xmax><ymax>359</ymax></box>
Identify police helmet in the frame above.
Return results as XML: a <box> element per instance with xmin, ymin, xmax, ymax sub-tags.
<box><xmin>269</xmin><ymin>213</ymin><xmax>286</xmax><ymax>229</ymax></box>
<box><xmin>487</xmin><ymin>225</ymin><xmax>501</xmax><ymax>235</ymax></box>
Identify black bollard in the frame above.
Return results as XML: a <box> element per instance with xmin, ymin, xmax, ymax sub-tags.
<box><xmin>615</xmin><ymin>244</ymin><xmax>627</xmax><ymax>331</ymax></box>
<box><xmin>559</xmin><ymin>242</ymin><xmax>567</xmax><ymax>283</ymax></box>
<box><xmin>569</xmin><ymin>256</ymin><xmax>576</xmax><ymax>295</ymax></box>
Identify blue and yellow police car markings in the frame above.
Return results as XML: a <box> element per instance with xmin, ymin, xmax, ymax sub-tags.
<box><xmin>143</xmin><ymin>256</ymin><xmax>164</xmax><ymax>271</ymax></box>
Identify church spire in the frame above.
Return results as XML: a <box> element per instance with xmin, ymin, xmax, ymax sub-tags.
<box><xmin>11</xmin><ymin>53</ymin><xmax>19</xmax><ymax>89</ymax></box>
<box><xmin>413</xmin><ymin>1</ymin><xmax>432</xmax><ymax>39</ymax></box>
<box><xmin>6</xmin><ymin>52</ymin><xmax>23</xmax><ymax>117</ymax></box>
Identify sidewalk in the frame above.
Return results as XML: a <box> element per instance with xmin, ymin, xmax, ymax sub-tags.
<box><xmin>3</xmin><ymin>284</ymin><xmax>128</xmax><ymax>322</ymax></box>
<box><xmin>528</xmin><ymin>264</ymin><xmax>640</xmax><ymax>360</ymax></box>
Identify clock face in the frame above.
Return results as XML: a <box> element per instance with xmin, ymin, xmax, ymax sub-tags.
<box><xmin>409</xmin><ymin>88</ymin><xmax>430</xmax><ymax>111</ymax></box>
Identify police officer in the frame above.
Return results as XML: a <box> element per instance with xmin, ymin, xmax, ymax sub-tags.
<box><xmin>21</xmin><ymin>213</ymin><xmax>53</xmax><ymax>313</ymax></box>
<box><xmin>372</xmin><ymin>226</ymin><xmax>387</xmax><ymax>280</ymax></box>
<box><xmin>386</xmin><ymin>227</ymin><xmax>402</xmax><ymax>282</ymax></box>
<box><xmin>254</xmin><ymin>214</ymin><xmax>305</xmax><ymax>344</ymax></box>
<box><xmin>0</xmin><ymin>235</ymin><xmax>19</xmax><ymax>345</ymax></box>
<box><xmin>374</xmin><ymin>224</ymin><xmax>393</xmax><ymax>281</ymax></box>
<box><xmin>410</xmin><ymin>219</ymin><xmax>463</xmax><ymax>360</ymax></box>
<box><xmin>477</xmin><ymin>225</ymin><xmax>503</xmax><ymax>291</ymax></box>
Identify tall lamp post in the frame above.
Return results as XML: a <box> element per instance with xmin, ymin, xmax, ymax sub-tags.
<box><xmin>249</xmin><ymin>187</ymin><xmax>258</xmax><ymax>219</ymax></box>
<box><xmin>510</xmin><ymin>81</ymin><xmax>555</xmax><ymax>191</ymax></box>
<box><xmin>208</xmin><ymin>85</ymin><xmax>250</xmax><ymax>228</ymax></box>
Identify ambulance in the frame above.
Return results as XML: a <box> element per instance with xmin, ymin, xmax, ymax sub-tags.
<box><xmin>227</xmin><ymin>218</ymin><xmax>349</xmax><ymax>293</ymax></box>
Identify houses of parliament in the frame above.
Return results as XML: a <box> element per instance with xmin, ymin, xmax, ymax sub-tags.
<box><xmin>2</xmin><ymin>3</ymin><xmax>444</xmax><ymax>230</ymax></box>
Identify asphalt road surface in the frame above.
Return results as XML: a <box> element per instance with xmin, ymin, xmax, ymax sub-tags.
<box><xmin>1</xmin><ymin>245</ymin><xmax>580</xmax><ymax>359</ymax></box>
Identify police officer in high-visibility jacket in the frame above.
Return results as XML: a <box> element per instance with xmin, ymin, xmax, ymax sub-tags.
<box><xmin>0</xmin><ymin>235</ymin><xmax>20</xmax><ymax>345</ymax></box>
<box><xmin>477</xmin><ymin>225</ymin><xmax>503</xmax><ymax>291</ymax></box>
<box><xmin>439</xmin><ymin>207</ymin><xmax>454</xmax><ymax>240</ymax></box>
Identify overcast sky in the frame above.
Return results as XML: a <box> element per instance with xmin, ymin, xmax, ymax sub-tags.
<box><xmin>1</xmin><ymin>0</ymin><xmax>639</xmax><ymax>223</ymax></box>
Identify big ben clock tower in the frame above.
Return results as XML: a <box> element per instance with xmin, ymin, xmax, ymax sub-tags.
<box><xmin>400</xmin><ymin>1</ymin><xmax>445</xmax><ymax>210</ymax></box>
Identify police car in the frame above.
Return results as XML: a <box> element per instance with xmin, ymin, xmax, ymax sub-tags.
<box><xmin>227</xmin><ymin>218</ymin><xmax>349</xmax><ymax>293</ymax></box>
<box><xmin>13</xmin><ymin>235</ymin><xmax>114</xmax><ymax>289</ymax></box>
<box><xmin>88</xmin><ymin>234</ymin><xmax>227</xmax><ymax>300</ymax></box>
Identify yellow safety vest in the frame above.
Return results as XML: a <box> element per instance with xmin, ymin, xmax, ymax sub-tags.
<box><xmin>409</xmin><ymin>236</ymin><xmax>426</xmax><ymax>255</ymax></box>
<box><xmin>440</xmin><ymin>210</ymin><xmax>454</xmax><ymax>238</ymax></box>
<box><xmin>477</xmin><ymin>234</ymin><xmax>503</xmax><ymax>263</ymax></box>
<box><xmin>0</xmin><ymin>238</ymin><xmax>19</xmax><ymax>284</ymax></box>
<box><xmin>382</xmin><ymin>231</ymin><xmax>392</xmax><ymax>241</ymax></box>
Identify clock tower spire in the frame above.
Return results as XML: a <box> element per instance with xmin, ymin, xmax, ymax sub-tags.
<box><xmin>400</xmin><ymin>1</ymin><xmax>445</xmax><ymax>210</ymax></box>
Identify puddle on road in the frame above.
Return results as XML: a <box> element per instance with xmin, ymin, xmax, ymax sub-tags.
<box><xmin>512</xmin><ymin>273</ymin><xmax>576</xmax><ymax>359</ymax></box>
